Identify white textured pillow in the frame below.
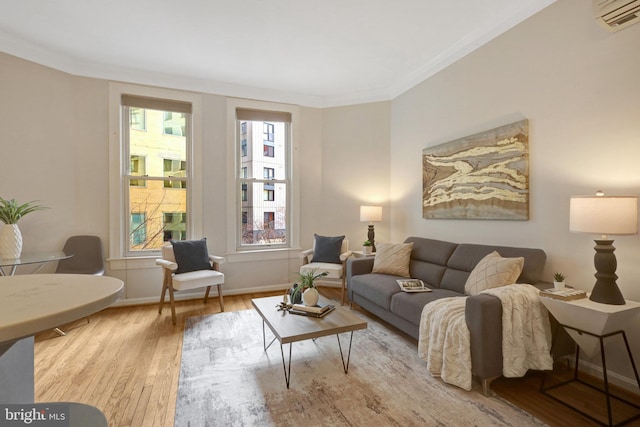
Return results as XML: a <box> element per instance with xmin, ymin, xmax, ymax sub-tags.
<box><xmin>464</xmin><ymin>251</ymin><xmax>524</xmax><ymax>296</ymax></box>
<box><xmin>372</xmin><ymin>242</ymin><xmax>413</xmax><ymax>278</ymax></box>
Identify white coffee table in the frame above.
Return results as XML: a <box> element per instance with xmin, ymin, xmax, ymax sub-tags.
<box><xmin>251</xmin><ymin>295</ymin><xmax>367</xmax><ymax>388</ymax></box>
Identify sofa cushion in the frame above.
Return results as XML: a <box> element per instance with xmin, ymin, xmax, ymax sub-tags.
<box><xmin>390</xmin><ymin>288</ymin><xmax>463</xmax><ymax>326</ymax></box>
<box><xmin>311</xmin><ymin>234</ymin><xmax>345</xmax><ymax>264</ymax></box>
<box><xmin>349</xmin><ymin>273</ymin><xmax>402</xmax><ymax>310</ymax></box>
<box><xmin>447</xmin><ymin>243</ymin><xmax>546</xmax><ymax>284</ymax></box>
<box><xmin>464</xmin><ymin>251</ymin><xmax>524</xmax><ymax>295</ymax></box>
<box><xmin>372</xmin><ymin>242</ymin><xmax>413</xmax><ymax>277</ymax></box>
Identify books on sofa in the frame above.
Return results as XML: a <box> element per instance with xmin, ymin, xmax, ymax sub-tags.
<box><xmin>396</xmin><ymin>279</ymin><xmax>432</xmax><ymax>293</ymax></box>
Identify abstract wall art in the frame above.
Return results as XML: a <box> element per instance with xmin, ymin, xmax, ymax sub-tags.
<box><xmin>422</xmin><ymin>119</ymin><xmax>529</xmax><ymax>220</ymax></box>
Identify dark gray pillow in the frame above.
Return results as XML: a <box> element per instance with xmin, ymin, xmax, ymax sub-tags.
<box><xmin>311</xmin><ymin>234</ymin><xmax>345</xmax><ymax>264</ymax></box>
<box><xmin>171</xmin><ymin>238</ymin><xmax>211</xmax><ymax>274</ymax></box>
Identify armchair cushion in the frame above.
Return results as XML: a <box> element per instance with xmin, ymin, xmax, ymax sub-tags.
<box><xmin>310</xmin><ymin>234</ymin><xmax>345</xmax><ymax>264</ymax></box>
<box><xmin>464</xmin><ymin>251</ymin><xmax>524</xmax><ymax>296</ymax></box>
<box><xmin>171</xmin><ymin>238</ymin><xmax>211</xmax><ymax>274</ymax></box>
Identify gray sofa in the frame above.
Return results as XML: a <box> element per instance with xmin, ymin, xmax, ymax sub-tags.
<box><xmin>346</xmin><ymin>236</ymin><xmax>548</xmax><ymax>394</ymax></box>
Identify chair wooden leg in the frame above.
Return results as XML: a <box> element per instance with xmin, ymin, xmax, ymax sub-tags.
<box><xmin>204</xmin><ymin>286</ymin><xmax>211</xmax><ymax>303</ymax></box>
<box><xmin>341</xmin><ymin>276</ymin><xmax>346</xmax><ymax>306</ymax></box>
<box><xmin>159</xmin><ymin>271</ymin><xmax>170</xmax><ymax>314</ymax></box>
<box><xmin>218</xmin><ymin>284</ymin><xmax>224</xmax><ymax>312</ymax></box>
<box><xmin>168</xmin><ymin>283</ymin><xmax>177</xmax><ymax>325</ymax></box>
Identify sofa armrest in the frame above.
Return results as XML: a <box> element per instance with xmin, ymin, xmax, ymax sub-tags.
<box><xmin>465</xmin><ymin>294</ymin><xmax>503</xmax><ymax>381</ymax></box>
<box><xmin>346</xmin><ymin>257</ymin><xmax>375</xmax><ymax>278</ymax></box>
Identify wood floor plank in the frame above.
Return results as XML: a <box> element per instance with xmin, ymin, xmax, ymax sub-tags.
<box><xmin>33</xmin><ymin>287</ymin><xmax>639</xmax><ymax>426</ymax></box>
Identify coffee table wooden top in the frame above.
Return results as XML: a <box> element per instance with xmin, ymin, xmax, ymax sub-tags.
<box><xmin>251</xmin><ymin>296</ymin><xmax>367</xmax><ymax>344</ymax></box>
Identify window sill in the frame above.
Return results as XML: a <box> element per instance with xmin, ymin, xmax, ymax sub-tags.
<box><xmin>107</xmin><ymin>256</ymin><xmax>158</xmax><ymax>271</ymax></box>
<box><xmin>225</xmin><ymin>248</ymin><xmax>302</xmax><ymax>263</ymax></box>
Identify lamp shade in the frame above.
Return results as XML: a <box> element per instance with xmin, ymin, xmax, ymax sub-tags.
<box><xmin>570</xmin><ymin>195</ymin><xmax>638</xmax><ymax>236</ymax></box>
<box><xmin>360</xmin><ymin>205</ymin><xmax>382</xmax><ymax>222</ymax></box>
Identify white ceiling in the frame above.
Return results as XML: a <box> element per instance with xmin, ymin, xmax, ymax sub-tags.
<box><xmin>0</xmin><ymin>0</ymin><xmax>555</xmax><ymax>108</ymax></box>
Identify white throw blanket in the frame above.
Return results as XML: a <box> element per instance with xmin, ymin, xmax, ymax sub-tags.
<box><xmin>418</xmin><ymin>284</ymin><xmax>553</xmax><ymax>391</ymax></box>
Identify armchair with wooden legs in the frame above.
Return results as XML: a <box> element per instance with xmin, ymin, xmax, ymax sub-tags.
<box><xmin>156</xmin><ymin>242</ymin><xmax>225</xmax><ymax>325</ymax></box>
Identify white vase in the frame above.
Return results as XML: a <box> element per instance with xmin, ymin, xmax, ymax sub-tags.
<box><xmin>553</xmin><ymin>281</ymin><xmax>566</xmax><ymax>290</ymax></box>
<box><xmin>362</xmin><ymin>246</ymin><xmax>372</xmax><ymax>255</ymax></box>
<box><xmin>0</xmin><ymin>224</ymin><xmax>23</xmax><ymax>259</ymax></box>
<box><xmin>302</xmin><ymin>287</ymin><xmax>320</xmax><ymax>307</ymax></box>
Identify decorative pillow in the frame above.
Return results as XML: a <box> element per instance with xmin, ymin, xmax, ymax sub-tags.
<box><xmin>311</xmin><ymin>234</ymin><xmax>345</xmax><ymax>264</ymax></box>
<box><xmin>372</xmin><ymin>242</ymin><xmax>413</xmax><ymax>278</ymax></box>
<box><xmin>171</xmin><ymin>238</ymin><xmax>211</xmax><ymax>274</ymax></box>
<box><xmin>464</xmin><ymin>251</ymin><xmax>524</xmax><ymax>296</ymax></box>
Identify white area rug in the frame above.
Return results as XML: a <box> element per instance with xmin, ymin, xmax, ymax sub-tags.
<box><xmin>176</xmin><ymin>308</ymin><xmax>547</xmax><ymax>426</ymax></box>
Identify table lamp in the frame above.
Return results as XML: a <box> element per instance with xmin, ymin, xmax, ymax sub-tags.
<box><xmin>569</xmin><ymin>191</ymin><xmax>638</xmax><ymax>305</ymax></box>
<box><xmin>360</xmin><ymin>205</ymin><xmax>382</xmax><ymax>252</ymax></box>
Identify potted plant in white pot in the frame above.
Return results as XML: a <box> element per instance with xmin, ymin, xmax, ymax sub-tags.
<box><xmin>553</xmin><ymin>272</ymin><xmax>566</xmax><ymax>290</ymax></box>
<box><xmin>362</xmin><ymin>240</ymin><xmax>373</xmax><ymax>255</ymax></box>
<box><xmin>0</xmin><ymin>197</ymin><xmax>48</xmax><ymax>259</ymax></box>
<box><xmin>290</xmin><ymin>269</ymin><xmax>328</xmax><ymax>306</ymax></box>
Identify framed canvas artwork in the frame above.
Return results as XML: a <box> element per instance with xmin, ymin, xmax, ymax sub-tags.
<box><xmin>422</xmin><ymin>119</ymin><xmax>529</xmax><ymax>220</ymax></box>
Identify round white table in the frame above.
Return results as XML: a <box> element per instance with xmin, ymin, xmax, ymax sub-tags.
<box><xmin>0</xmin><ymin>274</ymin><xmax>124</xmax><ymax>403</ymax></box>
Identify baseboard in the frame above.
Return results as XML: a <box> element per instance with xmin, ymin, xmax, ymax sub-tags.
<box><xmin>110</xmin><ymin>283</ymin><xmax>293</xmax><ymax>307</ymax></box>
<box><xmin>566</xmin><ymin>356</ymin><xmax>640</xmax><ymax>396</ymax></box>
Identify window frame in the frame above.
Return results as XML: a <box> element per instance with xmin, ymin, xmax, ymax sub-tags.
<box><xmin>108</xmin><ymin>83</ymin><xmax>203</xmax><ymax>262</ymax></box>
<box><xmin>225</xmin><ymin>99</ymin><xmax>300</xmax><ymax>258</ymax></box>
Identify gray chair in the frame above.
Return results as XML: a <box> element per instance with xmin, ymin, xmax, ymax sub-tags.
<box><xmin>55</xmin><ymin>235</ymin><xmax>105</xmax><ymax>275</ymax></box>
<box><xmin>54</xmin><ymin>235</ymin><xmax>105</xmax><ymax>335</ymax></box>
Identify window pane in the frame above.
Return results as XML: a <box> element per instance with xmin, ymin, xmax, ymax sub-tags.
<box><xmin>238</xmin><ymin>119</ymin><xmax>288</xmax><ymax>247</ymax></box>
<box><xmin>130</xmin><ymin>213</ymin><xmax>146</xmax><ymax>246</ymax></box>
<box><xmin>130</xmin><ymin>155</ymin><xmax>146</xmax><ymax>187</ymax></box>
<box><xmin>129</xmin><ymin>182</ymin><xmax>187</xmax><ymax>250</ymax></box>
<box><xmin>241</xmin><ymin>182</ymin><xmax>286</xmax><ymax>245</ymax></box>
<box><xmin>127</xmin><ymin>106</ymin><xmax>188</xmax><ymax>252</ymax></box>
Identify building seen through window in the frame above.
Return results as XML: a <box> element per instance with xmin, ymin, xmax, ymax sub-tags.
<box><xmin>125</xmin><ymin>101</ymin><xmax>189</xmax><ymax>252</ymax></box>
<box><xmin>238</xmin><ymin>118</ymin><xmax>288</xmax><ymax>247</ymax></box>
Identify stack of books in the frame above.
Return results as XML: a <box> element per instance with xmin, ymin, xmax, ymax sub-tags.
<box><xmin>289</xmin><ymin>302</ymin><xmax>335</xmax><ymax>318</ymax></box>
<box><xmin>539</xmin><ymin>287</ymin><xmax>587</xmax><ymax>301</ymax></box>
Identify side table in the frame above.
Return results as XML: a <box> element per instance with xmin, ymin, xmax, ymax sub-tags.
<box><xmin>539</xmin><ymin>295</ymin><xmax>640</xmax><ymax>427</ymax></box>
<box><xmin>351</xmin><ymin>251</ymin><xmax>375</xmax><ymax>259</ymax></box>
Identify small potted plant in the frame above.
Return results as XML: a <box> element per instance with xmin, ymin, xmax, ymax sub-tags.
<box><xmin>362</xmin><ymin>240</ymin><xmax>373</xmax><ymax>255</ymax></box>
<box><xmin>0</xmin><ymin>197</ymin><xmax>48</xmax><ymax>259</ymax></box>
<box><xmin>290</xmin><ymin>269</ymin><xmax>328</xmax><ymax>306</ymax></box>
<box><xmin>553</xmin><ymin>272</ymin><xmax>566</xmax><ymax>290</ymax></box>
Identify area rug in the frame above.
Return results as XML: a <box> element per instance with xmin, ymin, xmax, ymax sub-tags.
<box><xmin>176</xmin><ymin>308</ymin><xmax>547</xmax><ymax>426</ymax></box>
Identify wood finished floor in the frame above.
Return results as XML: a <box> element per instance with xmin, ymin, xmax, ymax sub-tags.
<box><xmin>34</xmin><ymin>287</ymin><xmax>640</xmax><ymax>426</ymax></box>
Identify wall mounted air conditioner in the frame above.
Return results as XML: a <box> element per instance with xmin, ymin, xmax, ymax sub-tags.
<box><xmin>594</xmin><ymin>0</ymin><xmax>640</xmax><ymax>31</ymax></box>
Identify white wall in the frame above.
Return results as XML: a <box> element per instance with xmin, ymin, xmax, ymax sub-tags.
<box><xmin>0</xmin><ymin>54</ymin><xmax>109</xmax><ymax>261</ymax></box>
<box><xmin>0</xmin><ymin>52</ymin><xmax>389</xmax><ymax>299</ymax></box>
<box><xmin>390</xmin><ymin>0</ymin><xmax>640</xmax><ymax>387</ymax></box>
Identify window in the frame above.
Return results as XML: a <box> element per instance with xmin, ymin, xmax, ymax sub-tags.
<box><xmin>130</xmin><ymin>213</ymin><xmax>146</xmax><ymax>247</ymax></box>
<box><xmin>122</xmin><ymin>94</ymin><xmax>191</xmax><ymax>253</ymax></box>
<box><xmin>264</xmin><ymin>186</ymin><xmax>274</xmax><ymax>201</ymax></box>
<box><xmin>130</xmin><ymin>108</ymin><xmax>146</xmax><ymax>131</ymax></box>
<box><xmin>163</xmin><ymin>158</ymin><xmax>187</xmax><ymax>188</ymax></box>
<box><xmin>264</xmin><ymin>211</ymin><xmax>275</xmax><ymax>229</ymax></box>
<box><xmin>236</xmin><ymin>108</ymin><xmax>291</xmax><ymax>248</ymax></box>
<box><xmin>163</xmin><ymin>212</ymin><xmax>186</xmax><ymax>241</ymax></box>
<box><xmin>163</xmin><ymin>112</ymin><xmax>186</xmax><ymax>136</ymax></box>
<box><xmin>130</xmin><ymin>155</ymin><xmax>146</xmax><ymax>187</ymax></box>
<box><xmin>263</xmin><ymin>123</ymin><xmax>274</xmax><ymax>142</ymax></box>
